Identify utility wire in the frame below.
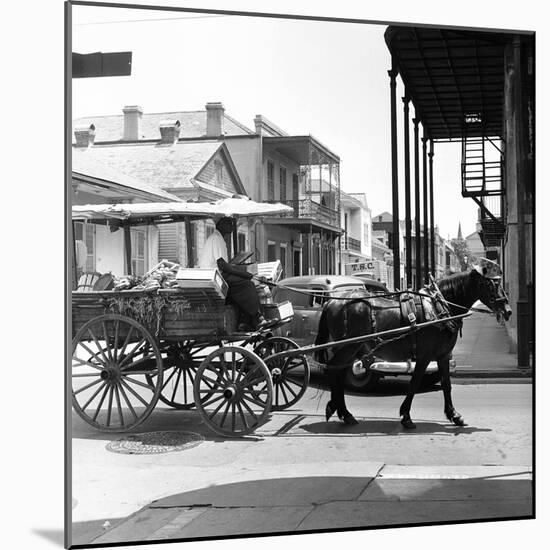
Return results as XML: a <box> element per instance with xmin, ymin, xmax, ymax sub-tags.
<box><xmin>75</xmin><ymin>14</ymin><xmax>229</xmax><ymax>26</ymax></box>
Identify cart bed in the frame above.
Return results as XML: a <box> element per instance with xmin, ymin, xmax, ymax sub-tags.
<box><xmin>72</xmin><ymin>288</ymin><xmax>238</xmax><ymax>341</ymax></box>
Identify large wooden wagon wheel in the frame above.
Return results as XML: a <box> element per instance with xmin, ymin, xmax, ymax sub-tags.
<box><xmin>254</xmin><ymin>337</ymin><xmax>310</xmax><ymax>411</ymax></box>
<box><xmin>193</xmin><ymin>346</ymin><xmax>273</xmax><ymax>437</ymax></box>
<box><xmin>72</xmin><ymin>314</ymin><xmax>163</xmax><ymax>432</ymax></box>
<box><xmin>145</xmin><ymin>341</ymin><xmax>219</xmax><ymax>410</ymax></box>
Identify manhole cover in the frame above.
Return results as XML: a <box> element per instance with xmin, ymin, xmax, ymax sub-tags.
<box><xmin>106</xmin><ymin>431</ymin><xmax>204</xmax><ymax>455</ymax></box>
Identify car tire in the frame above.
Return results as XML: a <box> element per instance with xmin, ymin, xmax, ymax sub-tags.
<box><xmin>344</xmin><ymin>368</ymin><xmax>380</xmax><ymax>392</ymax></box>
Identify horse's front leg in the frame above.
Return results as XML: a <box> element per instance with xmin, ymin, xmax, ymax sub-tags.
<box><xmin>438</xmin><ymin>355</ymin><xmax>466</xmax><ymax>426</ymax></box>
<box><xmin>399</xmin><ymin>359</ymin><xmax>429</xmax><ymax>429</ymax></box>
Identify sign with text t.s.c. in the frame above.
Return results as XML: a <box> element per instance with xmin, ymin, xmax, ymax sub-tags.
<box><xmin>72</xmin><ymin>52</ymin><xmax>132</xmax><ymax>78</ymax></box>
<box><xmin>349</xmin><ymin>261</ymin><xmax>375</xmax><ymax>273</ymax></box>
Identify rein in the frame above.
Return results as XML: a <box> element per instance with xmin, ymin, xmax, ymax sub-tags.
<box><xmin>254</xmin><ymin>275</ymin><xmax>497</xmax><ymax>316</ymax></box>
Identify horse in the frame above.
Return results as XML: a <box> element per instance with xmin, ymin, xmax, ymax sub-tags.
<box><xmin>314</xmin><ymin>268</ymin><xmax>512</xmax><ymax>429</ymax></box>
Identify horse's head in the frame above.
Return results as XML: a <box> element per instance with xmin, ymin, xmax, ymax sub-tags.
<box><xmin>472</xmin><ymin>270</ymin><xmax>512</xmax><ymax>323</ymax></box>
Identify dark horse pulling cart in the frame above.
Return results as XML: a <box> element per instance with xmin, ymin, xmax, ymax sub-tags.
<box><xmin>312</xmin><ymin>265</ymin><xmax>512</xmax><ymax>428</ymax></box>
<box><xmin>71</xmin><ymin>199</ymin><xmax>311</xmax><ymax>437</ymax></box>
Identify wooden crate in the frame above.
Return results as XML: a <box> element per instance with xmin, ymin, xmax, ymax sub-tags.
<box><xmin>175</xmin><ymin>268</ymin><xmax>228</xmax><ymax>300</ymax></box>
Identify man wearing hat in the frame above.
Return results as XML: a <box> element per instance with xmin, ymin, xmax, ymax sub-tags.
<box><xmin>198</xmin><ymin>216</ymin><xmax>269</xmax><ymax>331</ymax></box>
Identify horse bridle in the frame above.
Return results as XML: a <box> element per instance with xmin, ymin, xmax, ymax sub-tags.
<box><xmin>480</xmin><ymin>276</ymin><xmax>508</xmax><ymax>311</ymax></box>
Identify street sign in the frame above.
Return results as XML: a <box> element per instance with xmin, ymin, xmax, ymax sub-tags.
<box><xmin>72</xmin><ymin>52</ymin><xmax>132</xmax><ymax>78</ymax></box>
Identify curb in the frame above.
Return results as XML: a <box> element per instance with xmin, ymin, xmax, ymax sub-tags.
<box><xmin>451</xmin><ymin>368</ymin><xmax>532</xmax><ymax>380</ymax></box>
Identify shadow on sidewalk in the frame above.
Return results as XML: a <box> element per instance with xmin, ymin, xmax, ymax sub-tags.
<box><xmin>297</xmin><ymin>418</ymin><xmax>492</xmax><ymax>436</ymax></box>
<box><xmin>73</xmin><ymin>474</ymin><xmax>532</xmax><ymax>546</ymax></box>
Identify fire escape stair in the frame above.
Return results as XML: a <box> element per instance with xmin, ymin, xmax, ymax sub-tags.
<box><xmin>461</xmin><ymin>131</ymin><xmax>506</xmax><ymax>248</ymax></box>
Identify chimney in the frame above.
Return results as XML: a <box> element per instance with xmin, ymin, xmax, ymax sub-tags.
<box><xmin>159</xmin><ymin>120</ymin><xmax>181</xmax><ymax>144</ymax></box>
<box><xmin>122</xmin><ymin>105</ymin><xmax>143</xmax><ymax>141</ymax></box>
<box><xmin>205</xmin><ymin>102</ymin><xmax>224</xmax><ymax>137</ymax></box>
<box><xmin>74</xmin><ymin>124</ymin><xmax>95</xmax><ymax>147</ymax></box>
<box><xmin>254</xmin><ymin>115</ymin><xmax>263</xmax><ymax>135</ymax></box>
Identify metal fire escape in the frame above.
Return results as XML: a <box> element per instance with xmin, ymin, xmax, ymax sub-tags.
<box><xmin>460</xmin><ymin>118</ymin><xmax>506</xmax><ymax>249</ymax></box>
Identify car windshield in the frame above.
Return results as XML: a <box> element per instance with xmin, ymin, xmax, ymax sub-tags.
<box><xmin>332</xmin><ymin>284</ymin><xmax>366</xmax><ymax>297</ymax></box>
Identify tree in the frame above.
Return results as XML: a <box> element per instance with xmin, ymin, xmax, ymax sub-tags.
<box><xmin>451</xmin><ymin>238</ymin><xmax>472</xmax><ymax>271</ymax></box>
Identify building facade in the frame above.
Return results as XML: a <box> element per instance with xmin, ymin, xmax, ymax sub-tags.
<box><xmin>340</xmin><ymin>191</ymin><xmax>372</xmax><ymax>274</ymax></box>
<box><xmin>74</xmin><ymin>103</ymin><xmax>343</xmax><ymax>279</ymax></box>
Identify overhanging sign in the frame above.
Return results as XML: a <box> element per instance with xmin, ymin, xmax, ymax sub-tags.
<box><xmin>72</xmin><ymin>51</ymin><xmax>132</xmax><ymax>78</ymax></box>
<box><xmin>348</xmin><ymin>261</ymin><xmax>375</xmax><ymax>273</ymax></box>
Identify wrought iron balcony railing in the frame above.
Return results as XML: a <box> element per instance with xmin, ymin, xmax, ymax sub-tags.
<box><xmin>343</xmin><ymin>236</ymin><xmax>361</xmax><ymax>252</ymax></box>
<box><xmin>267</xmin><ymin>199</ymin><xmax>339</xmax><ymax>227</ymax></box>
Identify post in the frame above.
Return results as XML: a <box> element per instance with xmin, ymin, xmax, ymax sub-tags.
<box><xmin>71</xmin><ymin>221</ymin><xmax>78</xmax><ymax>289</ymax></box>
<box><xmin>389</xmin><ymin>61</ymin><xmax>400</xmax><ymax>290</ymax></box>
<box><xmin>429</xmin><ymin>139</ymin><xmax>435</xmax><ymax>277</ymax></box>
<box><xmin>513</xmin><ymin>36</ymin><xmax>530</xmax><ymax>368</ymax></box>
<box><xmin>422</xmin><ymin>133</ymin><xmax>429</xmax><ymax>283</ymax></box>
<box><xmin>232</xmin><ymin>217</ymin><xmax>238</xmax><ymax>259</ymax></box>
<box><xmin>124</xmin><ymin>225</ymin><xmax>132</xmax><ymax>275</ymax></box>
<box><xmin>413</xmin><ymin>117</ymin><xmax>421</xmax><ymax>288</ymax></box>
<box><xmin>184</xmin><ymin>217</ymin><xmax>194</xmax><ymax>267</ymax></box>
<box><xmin>403</xmin><ymin>95</ymin><xmax>412</xmax><ymax>287</ymax></box>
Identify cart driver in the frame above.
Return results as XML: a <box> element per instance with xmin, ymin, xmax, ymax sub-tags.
<box><xmin>198</xmin><ymin>216</ymin><xmax>270</xmax><ymax>331</ymax></box>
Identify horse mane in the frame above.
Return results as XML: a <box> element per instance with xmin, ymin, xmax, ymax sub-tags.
<box><xmin>436</xmin><ymin>270</ymin><xmax>476</xmax><ymax>306</ymax></box>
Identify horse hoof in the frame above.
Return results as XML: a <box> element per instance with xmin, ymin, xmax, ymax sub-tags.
<box><xmin>401</xmin><ymin>417</ymin><xmax>416</xmax><ymax>429</ymax></box>
<box><xmin>341</xmin><ymin>413</ymin><xmax>359</xmax><ymax>426</ymax></box>
<box><xmin>325</xmin><ymin>401</ymin><xmax>337</xmax><ymax>422</ymax></box>
<box><xmin>452</xmin><ymin>415</ymin><xmax>466</xmax><ymax>426</ymax></box>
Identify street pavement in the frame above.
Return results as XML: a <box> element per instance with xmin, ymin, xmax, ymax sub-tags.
<box><xmin>70</xmin><ymin>313</ymin><xmax>532</xmax><ymax>546</ymax></box>
<box><xmin>70</xmin><ymin>380</ymin><xmax>533</xmax><ymax>546</ymax></box>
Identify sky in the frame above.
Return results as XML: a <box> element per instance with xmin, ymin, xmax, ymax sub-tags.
<box><xmin>72</xmin><ymin>4</ymin><xmax>478</xmax><ymax>241</ymax></box>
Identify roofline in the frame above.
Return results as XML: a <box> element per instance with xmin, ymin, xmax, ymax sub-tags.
<box><xmin>72</xmin><ymin>171</ymin><xmax>179</xmax><ymax>202</ymax></box>
<box><xmin>263</xmin><ymin>135</ymin><xmax>340</xmax><ymax>163</ymax></box>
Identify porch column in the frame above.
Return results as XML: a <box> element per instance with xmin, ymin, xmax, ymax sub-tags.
<box><xmin>124</xmin><ymin>225</ymin><xmax>132</xmax><ymax>275</ymax></box>
<box><xmin>422</xmin><ymin>132</ymin><xmax>429</xmax><ymax>283</ymax></box>
<box><xmin>403</xmin><ymin>95</ymin><xmax>412</xmax><ymax>287</ymax></box>
<box><xmin>388</xmin><ymin>62</ymin><xmax>400</xmax><ymax>289</ymax></box>
<box><xmin>429</xmin><ymin>139</ymin><xmax>435</xmax><ymax>277</ymax></box>
<box><xmin>413</xmin><ymin>117</ymin><xmax>421</xmax><ymax>287</ymax></box>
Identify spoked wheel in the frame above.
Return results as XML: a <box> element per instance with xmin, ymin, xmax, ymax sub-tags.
<box><xmin>146</xmin><ymin>342</ymin><xmax>218</xmax><ymax>410</ymax></box>
<box><xmin>254</xmin><ymin>337</ymin><xmax>310</xmax><ymax>411</ymax></box>
<box><xmin>193</xmin><ymin>346</ymin><xmax>273</xmax><ymax>437</ymax></box>
<box><xmin>72</xmin><ymin>314</ymin><xmax>163</xmax><ymax>432</ymax></box>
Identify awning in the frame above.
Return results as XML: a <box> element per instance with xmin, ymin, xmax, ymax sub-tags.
<box><xmin>384</xmin><ymin>26</ymin><xmax>513</xmax><ymax>140</ymax></box>
<box><xmin>72</xmin><ymin>197</ymin><xmax>293</xmax><ymax>224</ymax></box>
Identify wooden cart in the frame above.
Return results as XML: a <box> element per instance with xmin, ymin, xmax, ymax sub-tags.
<box><xmin>71</xmin><ymin>200</ymin><xmax>310</xmax><ymax>437</ymax></box>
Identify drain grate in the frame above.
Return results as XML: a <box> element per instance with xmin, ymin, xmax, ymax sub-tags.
<box><xmin>106</xmin><ymin>431</ymin><xmax>204</xmax><ymax>455</ymax></box>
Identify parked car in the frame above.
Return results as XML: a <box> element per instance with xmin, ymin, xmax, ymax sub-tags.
<box><xmin>271</xmin><ymin>274</ymin><xmax>453</xmax><ymax>392</ymax></box>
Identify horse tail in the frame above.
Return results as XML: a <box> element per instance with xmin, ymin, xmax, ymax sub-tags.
<box><xmin>314</xmin><ymin>306</ymin><xmax>330</xmax><ymax>364</ymax></box>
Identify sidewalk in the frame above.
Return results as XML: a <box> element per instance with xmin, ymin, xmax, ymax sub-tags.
<box><xmin>81</xmin><ymin>464</ymin><xmax>532</xmax><ymax>544</ymax></box>
<box><xmin>451</xmin><ymin>311</ymin><xmax>531</xmax><ymax>379</ymax></box>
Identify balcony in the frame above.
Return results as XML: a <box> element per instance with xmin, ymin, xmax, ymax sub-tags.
<box><xmin>343</xmin><ymin>236</ymin><xmax>361</xmax><ymax>252</ymax></box>
<box><xmin>268</xmin><ymin>199</ymin><xmax>340</xmax><ymax>228</ymax></box>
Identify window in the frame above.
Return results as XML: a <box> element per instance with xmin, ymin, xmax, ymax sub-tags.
<box><xmin>279</xmin><ymin>166</ymin><xmax>287</xmax><ymax>202</ymax></box>
<box><xmin>267</xmin><ymin>241</ymin><xmax>276</xmax><ymax>262</ymax></box>
<box><xmin>272</xmin><ymin>286</ymin><xmax>312</xmax><ymax>308</ymax></box>
<box><xmin>214</xmin><ymin>159</ymin><xmax>224</xmax><ymax>183</ymax></box>
<box><xmin>131</xmin><ymin>228</ymin><xmax>146</xmax><ymax>276</ymax></box>
<box><xmin>267</xmin><ymin>161</ymin><xmax>275</xmax><ymax>201</ymax></box>
<box><xmin>238</xmin><ymin>232</ymin><xmax>246</xmax><ymax>252</ymax></box>
<box><xmin>74</xmin><ymin>221</ymin><xmax>96</xmax><ymax>272</ymax></box>
<box><xmin>279</xmin><ymin>243</ymin><xmax>287</xmax><ymax>277</ymax></box>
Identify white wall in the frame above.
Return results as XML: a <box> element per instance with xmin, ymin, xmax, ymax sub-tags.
<box><xmin>94</xmin><ymin>225</ymin><xmax>157</xmax><ymax>276</ymax></box>
<box><xmin>95</xmin><ymin>225</ymin><xmax>125</xmax><ymax>275</ymax></box>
